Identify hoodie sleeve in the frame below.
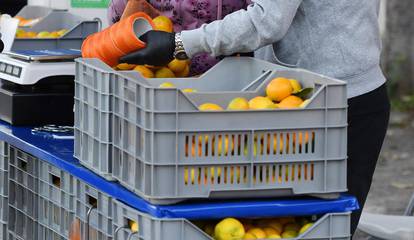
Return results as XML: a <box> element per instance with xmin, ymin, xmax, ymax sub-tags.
<box><xmin>181</xmin><ymin>0</ymin><xmax>303</xmax><ymax>57</ymax></box>
<box><xmin>108</xmin><ymin>0</ymin><xmax>128</xmax><ymax>25</ymax></box>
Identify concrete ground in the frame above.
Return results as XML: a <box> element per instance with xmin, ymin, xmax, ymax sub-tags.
<box><xmin>353</xmin><ymin>111</ymin><xmax>414</xmax><ymax>239</ymax></box>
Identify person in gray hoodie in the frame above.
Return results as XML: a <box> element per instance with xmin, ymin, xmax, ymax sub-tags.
<box><xmin>121</xmin><ymin>0</ymin><xmax>390</xmax><ymax>234</ymax></box>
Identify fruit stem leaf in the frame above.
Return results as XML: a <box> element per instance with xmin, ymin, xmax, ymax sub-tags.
<box><xmin>294</xmin><ymin>88</ymin><xmax>314</xmax><ymax>99</ymax></box>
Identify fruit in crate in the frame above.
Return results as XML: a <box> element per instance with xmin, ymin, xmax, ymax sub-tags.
<box><xmin>246</xmin><ymin>228</ymin><xmax>267</xmax><ymax>238</ymax></box>
<box><xmin>281</xmin><ymin>230</ymin><xmax>298</xmax><ymax>238</ymax></box>
<box><xmin>116</xmin><ymin>59</ymin><xmax>190</xmax><ymax>78</ymax></box>
<box><xmin>194</xmin><ymin>216</ymin><xmax>315</xmax><ymax>240</ymax></box>
<box><xmin>299</xmin><ymin>223</ymin><xmax>313</xmax><ymax>234</ymax></box>
<box><xmin>266</xmin><ymin>78</ymin><xmax>293</xmax><ymax>102</ymax></box>
<box><xmin>15</xmin><ymin>28</ymin><xmax>68</xmax><ymax>38</ymax></box>
<box><xmin>116</xmin><ymin>63</ymin><xmax>136</xmax><ymax>70</ymax></box>
<box><xmin>278</xmin><ymin>96</ymin><xmax>303</xmax><ymax>109</ymax></box>
<box><xmin>155</xmin><ymin>67</ymin><xmax>176</xmax><ymax>78</ymax></box>
<box><xmin>129</xmin><ymin>220</ymin><xmax>139</xmax><ymax>232</ymax></box>
<box><xmin>248</xmin><ymin>96</ymin><xmax>276</xmax><ymax>110</ymax></box>
<box><xmin>202</xmin><ymin>77</ymin><xmax>312</xmax><ymax>111</ymax></box>
<box><xmin>214</xmin><ymin>218</ymin><xmax>245</xmax><ymax>240</ymax></box>
<box><xmin>168</xmin><ymin>59</ymin><xmax>187</xmax><ymax>73</ymax></box>
<box><xmin>134</xmin><ymin>65</ymin><xmax>155</xmax><ymax>78</ymax></box>
<box><xmin>37</xmin><ymin>31</ymin><xmax>51</xmax><ymax>38</ymax></box>
<box><xmin>289</xmin><ymin>79</ymin><xmax>302</xmax><ymax>93</ymax></box>
<box><xmin>175</xmin><ymin>64</ymin><xmax>190</xmax><ymax>77</ymax></box>
<box><xmin>199</xmin><ymin>103</ymin><xmax>223</xmax><ymax>111</ymax></box>
<box><xmin>228</xmin><ymin>97</ymin><xmax>250</xmax><ymax>110</ymax></box>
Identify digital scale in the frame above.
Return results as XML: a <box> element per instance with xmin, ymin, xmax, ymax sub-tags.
<box><xmin>0</xmin><ymin>49</ymin><xmax>81</xmax><ymax>125</ymax></box>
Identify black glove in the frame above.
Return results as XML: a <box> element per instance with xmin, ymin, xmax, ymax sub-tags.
<box><xmin>0</xmin><ymin>34</ymin><xmax>4</xmax><ymax>53</ymax></box>
<box><xmin>120</xmin><ymin>30</ymin><xmax>175</xmax><ymax>66</ymax></box>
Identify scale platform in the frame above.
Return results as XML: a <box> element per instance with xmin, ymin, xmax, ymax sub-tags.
<box><xmin>0</xmin><ymin>50</ymin><xmax>80</xmax><ymax>126</ymax></box>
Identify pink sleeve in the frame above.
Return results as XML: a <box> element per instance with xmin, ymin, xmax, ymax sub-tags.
<box><xmin>107</xmin><ymin>0</ymin><xmax>128</xmax><ymax>25</ymax></box>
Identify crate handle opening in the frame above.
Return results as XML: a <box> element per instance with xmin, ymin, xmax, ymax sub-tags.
<box><xmin>51</xmin><ymin>174</ymin><xmax>61</xmax><ymax>188</ymax></box>
<box><xmin>87</xmin><ymin>194</ymin><xmax>98</xmax><ymax>208</ymax></box>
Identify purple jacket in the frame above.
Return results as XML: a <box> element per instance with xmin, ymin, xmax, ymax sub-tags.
<box><xmin>108</xmin><ymin>0</ymin><xmax>247</xmax><ymax>74</ymax></box>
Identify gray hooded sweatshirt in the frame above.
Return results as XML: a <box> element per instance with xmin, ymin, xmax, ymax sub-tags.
<box><xmin>181</xmin><ymin>0</ymin><xmax>385</xmax><ymax>98</ymax></box>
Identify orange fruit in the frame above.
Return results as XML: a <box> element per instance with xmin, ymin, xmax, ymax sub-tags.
<box><xmin>49</xmin><ymin>31</ymin><xmax>60</xmax><ymax>38</ymax></box>
<box><xmin>168</xmin><ymin>59</ymin><xmax>187</xmax><ymax>73</ymax></box>
<box><xmin>26</xmin><ymin>32</ymin><xmax>37</xmax><ymax>38</ymax></box>
<box><xmin>267</xmin><ymin>220</ymin><xmax>283</xmax><ymax>234</ymax></box>
<box><xmin>155</xmin><ymin>67</ymin><xmax>175</xmax><ymax>78</ymax></box>
<box><xmin>248</xmin><ymin>96</ymin><xmax>276</xmax><ymax>110</ymax></box>
<box><xmin>264</xmin><ymin>227</ymin><xmax>279</xmax><ymax>236</ymax></box>
<box><xmin>152</xmin><ymin>15</ymin><xmax>174</xmax><ymax>33</ymax></box>
<box><xmin>175</xmin><ymin>64</ymin><xmax>190</xmax><ymax>77</ymax></box>
<box><xmin>117</xmin><ymin>63</ymin><xmax>136</xmax><ymax>70</ymax></box>
<box><xmin>266</xmin><ymin>78</ymin><xmax>293</xmax><ymax>102</ymax></box>
<box><xmin>247</xmin><ymin>228</ymin><xmax>267</xmax><ymax>239</ymax></box>
<box><xmin>199</xmin><ymin>103</ymin><xmax>223</xmax><ymax>111</ymax></box>
<box><xmin>289</xmin><ymin>79</ymin><xmax>302</xmax><ymax>93</ymax></box>
<box><xmin>243</xmin><ymin>233</ymin><xmax>257</xmax><ymax>239</ymax></box>
<box><xmin>215</xmin><ymin>218</ymin><xmax>245</xmax><ymax>240</ymax></box>
<box><xmin>133</xmin><ymin>65</ymin><xmax>154</xmax><ymax>78</ymax></box>
<box><xmin>278</xmin><ymin>96</ymin><xmax>303</xmax><ymax>109</ymax></box>
<box><xmin>227</xmin><ymin>97</ymin><xmax>249</xmax><ymax>110</ymax></box>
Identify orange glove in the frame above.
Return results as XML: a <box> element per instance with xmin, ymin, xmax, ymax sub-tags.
<box><xmin>121</xmin><ymin>0</ymin><xmax>161</xmax><ymax>20</ymax></box>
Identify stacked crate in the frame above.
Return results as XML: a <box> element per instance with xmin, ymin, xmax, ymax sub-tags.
<box><xmin>75</xmin><ymin>57</ymin><xmax>348</xmax><ymax>204</ymax></box>
<box><xmin>75</xmin><ymin>179</ymin><xmax>113</xmax><ymax>240</ymax></box>
<box><xmin>0</xmin><ymin>142</ymin><xmax>9</xmax><ymax>240</ymax></box>
<box><xmin>37</xmin><ymin>160</ymin><xmax>76</xmax><ymax>240</ymax></box>
<box><xmin>73</xmin><ymin>56</ymin><xmax>351</xmax><ymax>240</ymax></box>
<box><xmin>6</xmin><ymin>147</ymin><xmax>78</xmax><ymax>240</ymax></box>
<box><xmin>7</xmin><ymin>147</ymin><xmax>39</xmax><ymax>240</ymax></box>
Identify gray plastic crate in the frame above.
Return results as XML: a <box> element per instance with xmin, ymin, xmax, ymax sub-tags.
<box><xmin>0</xmin><ymin>142</ymin><xmax>9</xmax><ymax>223</ymax></box>
<box><xmin>8</xmin><ymin>147</ymin><xmax>38</xmax><ymax>219</ymax></box>
<box><xmin>12</xmin><ymin>11</ymin><xmax>99</xmax><ymax>51</ymax></box>
<box><xmin>15</xmin><ymin>6</ymin><xmax>53</xmax><ymax>25</ymax></box>
<box><xmin>112</xmin><ymin>199</ymin><xmax>351</xmax><ymax>240</ymax></box>
<box><xmin>7</xmin><ymin>147</ymin><xmax>40</xmax><ymax>240</ymax></box>
<box><xmin>75</xmin><ymin>179</ymin><xmax>113</xmax><ymax>240</ymax></box>
<box><xmin>75</xmin><ymin>57</ymin><xmax>348</xmax><ymax>204</ymax></box>
<box><xmin>74</xmin><ymin>63</ymin><xmax>113</xmax><ymax>179</ymax></box>
<box><xmin>38</xmin><ymin>160</ymin><xmax>76</xmax><ymax>239</ymax></box>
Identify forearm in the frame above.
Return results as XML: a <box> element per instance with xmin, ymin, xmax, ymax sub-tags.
<box><xmin>181</xmin><ymin>0</ymin><xmax>302</xmax><ymax>57</ymax></box>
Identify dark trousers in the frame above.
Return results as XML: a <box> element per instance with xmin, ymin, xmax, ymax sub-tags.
<box><xmin>347</xmin><ymin>84</ymin><xmax>390</xmax><ymax>235</ymax></box>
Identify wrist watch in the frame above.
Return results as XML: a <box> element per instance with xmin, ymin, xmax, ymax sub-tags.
<box><xmin>174</xmin><ymin>33</ymin><xmax>189</xmax><ymax>60</ymax></box>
